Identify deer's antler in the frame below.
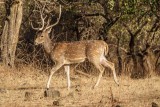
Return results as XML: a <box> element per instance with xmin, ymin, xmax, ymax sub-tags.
<box><xmin>31</xmin><ymin>3</ymin><xmax>46</xmax><ymax>30</ymax></box>
<box><xmin>45</xmin><ymin>5</ymin><xmax>62</xmax><ymax>30</ymax></box>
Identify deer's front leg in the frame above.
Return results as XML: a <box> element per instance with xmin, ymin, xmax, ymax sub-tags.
<box><xmin>47</xmin><ymin>63</ymin><xmax>63</xmax><ymax>89</ymax></box>
<box><xmin>64</xmin><ymin>65</ymin><xmax>71</xmax><ymax>90</ymax></box>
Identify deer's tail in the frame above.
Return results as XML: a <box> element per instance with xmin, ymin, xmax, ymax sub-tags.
<box><xmin>104</xmin><ymin>43</ymin><xmax>109</xmax><ymax>56</ymax></box>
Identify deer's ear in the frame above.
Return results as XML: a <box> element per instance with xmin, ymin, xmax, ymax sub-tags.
<box><xmin>46</xmin><ymin>27</ymin><xmax>52</xmax><ymax>33</ymax></box>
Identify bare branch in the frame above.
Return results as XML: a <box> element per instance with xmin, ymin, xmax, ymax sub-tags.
<box><xmin>134</xmin><ymin>21</ymin><xmax>148</xmax><ymax>36</ymax></box>
<box><xmin>108</xmin><ymin>44</ymin><xmax>128</xmax><ymax>53</ymax></box>
<box><xmin>149</xmin><ymin>18</ymin><xmax>160</xmax><ymax>32</ymax></box>
<box><xmin>59</xmin><ymin>0</ymin><xmax>71</xmax><ymax>5</ymax></box>
<box><xmin>122</xmin><ymin>21</ymin><xmax>148</xmax><ymax>37</ymax></box>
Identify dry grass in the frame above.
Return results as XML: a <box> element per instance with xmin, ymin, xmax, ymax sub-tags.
<box><xmin>0</xmin><ymin>64</ymin><xmax>160</xmax><ymax>107</ymax></box>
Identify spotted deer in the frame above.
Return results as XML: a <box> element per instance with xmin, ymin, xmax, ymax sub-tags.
<box><xmin>32</xmin><ymin>5</ymin><xmax>119</xmax><ymax>90</ymax></box>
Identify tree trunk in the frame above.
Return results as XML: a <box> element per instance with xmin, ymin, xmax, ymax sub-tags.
<box><xmin>116</xmin><ymin>37</ymin><xmax>122</xmax><ymax>75</ymax></box>
<box><xmin>1</xmin><ymin>0</ymin><xmax>22</xmax><ymax>67</ymax></box>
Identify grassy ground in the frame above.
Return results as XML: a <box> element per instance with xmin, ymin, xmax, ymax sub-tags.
<box><xmin>0</xmin><ymin>65</ymin><xmax>159</xmax><ymax>107</ymax></box>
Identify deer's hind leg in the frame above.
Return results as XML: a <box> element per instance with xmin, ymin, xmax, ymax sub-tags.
<box><xmin>93</xmin><ymin>63</ymin><xmax>105</xmax><ymax>88</ymax></box>
<box><xmin>89</xmin><ymin>56</ymin><xmax>105</xmax><ymax>88</ymax></box>
<box><xmin>100</xmin><ymin>56</ymin><xmax>119</xmax><ymax>85</ymax></box>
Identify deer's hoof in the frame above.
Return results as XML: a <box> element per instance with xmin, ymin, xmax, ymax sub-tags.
<box><xmin>44</xmin><ymin>89</ymin><xmax>60</xmax><ymax>98</ymax></box>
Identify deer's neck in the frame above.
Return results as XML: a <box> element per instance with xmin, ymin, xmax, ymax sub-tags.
<box><xmin>43</xmin><ymin>36</ymin><xmax>52</xmax><ymax>54</ymax></box>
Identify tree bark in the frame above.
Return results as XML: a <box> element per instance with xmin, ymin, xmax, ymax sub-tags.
<box><xmin>1</xmin><ymin>0</ymin><xmax>22</xmax><ymax>67</ymax></box>
<box><xmin>116</xmin><ymin>36</ymin><xmax>122</xmax><ymax>75</ymax></box>
<box><xmin>123</xmin><ymin>21</ymin><xmax>148</xmax><ymax>78</ymax></box>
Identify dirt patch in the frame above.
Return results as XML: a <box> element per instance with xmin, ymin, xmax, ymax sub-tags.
<box><xmin>0</xmin><ymin>65</ymin><xmax>160</xmax><ymax>107</ymax></box>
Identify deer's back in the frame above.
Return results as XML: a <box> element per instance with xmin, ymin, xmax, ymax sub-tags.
<box><xmin>50</xmin><ymin>40</ymin><xmax>108</xmax><ymax>64</ymax></box>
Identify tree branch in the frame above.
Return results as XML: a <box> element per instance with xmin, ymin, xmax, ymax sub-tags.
<box><xmin>122</xmin><ymin>23</ymin><xmax>133</xmax><ymax>36</ymax></box>
<box><xmin>134</xmin><ymin>21</ymin><xmax>148</xmax><ymax>36</ymax></box>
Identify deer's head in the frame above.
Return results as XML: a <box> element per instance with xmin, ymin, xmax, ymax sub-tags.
<box><xmin>34</xmin><ymin>28</ymin><xmax>52</xmax><ymax>45</ymax></box>
<box><xmin>31</xmin><ymin>5</ymin><xmax>62</xmax><ymax>45</ymax></box>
